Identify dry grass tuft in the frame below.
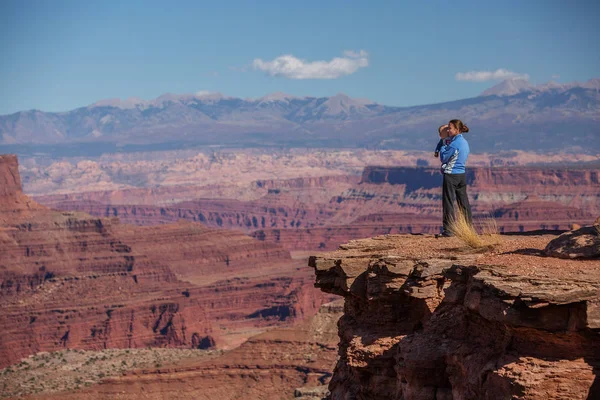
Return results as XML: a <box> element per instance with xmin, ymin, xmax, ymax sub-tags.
<box><xmin>448</xmin><ymin>210</ymin><xmax>482</xmax><ymax>248</ymax></box>
<box><xmin>479</xmin><ymin>215</ymin><xmax>503</xmax><ymax>246</ymax></box>
<box><xmin>448</xmin><ymin>210</ymin><xmax>502</xmax><ymax>250</ymax></box>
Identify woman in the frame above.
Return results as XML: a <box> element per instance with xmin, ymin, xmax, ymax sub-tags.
<box><xmin>438</xmin><ymin>119</ymin><xmax>472</xmax><ymax>237</ymax></box>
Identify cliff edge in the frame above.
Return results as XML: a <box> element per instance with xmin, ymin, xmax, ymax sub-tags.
<box><xmin>310</xmin><ymin>234</ymin><xmax>600</xmax><ymax>399</ymax></box>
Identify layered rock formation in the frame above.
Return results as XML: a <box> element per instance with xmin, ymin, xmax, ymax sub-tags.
<box><xmin>111</xmin><ymin>221</ymin><xmax>292</xmax><ymax>283</ymax></box>
<box><xmin>251</xmin><ymin>166</ymin><xmax>599</xmax><ymax>250</ymax></box>
<box><xmin>0</xmin><ymin>154</ymin><xmax>45</xmax><ymax>218</ymax></box>
<box><xmin>310</xmin><ymin>234</ymin><xmax>600</xmax><ymax>399</ymax></box>
<box><xmin>0</xmin><ymin>154</ymin><xmax>22</xmax><ymax>198</ymax></box>
<box><xmin>21</xmin><ymin>149</ymin><xmax>599</xmax><ymax>197</ymax></box>
<box><xmin>35</xmin><ymin>175</ymin><xmax>357</xmax><ymax>230</ymax></box>
<box><xmin>356</xmin><ymin>166</ymin><xmax>600</xmax><ymax>218</ymax></box>
<box><xmin>24</xmin><ymin>300</ymin><xmax>343</xmax><ymax>400</ymax></box>
<box><xmin>0</xmin><ymin>155</ymin><xmax>331</xmax><ymax>369</ymax></box>
<box><xmin>36</xmin><ymin>165</ymin><xmax>600</xmax><ymax>254</ymax></box>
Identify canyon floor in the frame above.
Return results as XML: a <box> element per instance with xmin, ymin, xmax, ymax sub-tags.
<box><xmin>0</xmin><ymin>348</ymin><xmax>223</xmax><ymax>398</ymax></box>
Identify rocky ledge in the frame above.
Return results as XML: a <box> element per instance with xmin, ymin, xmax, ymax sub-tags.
<box><xmin>309</xmin><ymin>233</ymin><xmax>600</xmax><ymax>400</ymax></box>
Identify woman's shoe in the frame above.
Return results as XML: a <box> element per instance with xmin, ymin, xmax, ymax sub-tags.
<box><xmin>435</xmin><ymin>232</ymin><xmax>453</xmax><ymax>238</ymax></box>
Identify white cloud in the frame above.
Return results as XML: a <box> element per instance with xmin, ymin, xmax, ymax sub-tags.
<box><xmin>195</xmin><ymin>90</ymin><xmax>214</xmax><ymax>97</ymax></box>
<box><xmin>252</xmin><ymin>50</ymin><xmax>369</xmax><ymax>79</ymax></box>
<box><xmin>455</xmin><ymin>68</ymin><xmax>529</xmax><ymax>82</ymax></box>
<box><xmin>551</xmin><ymin>74</ymin><xmax>560</xmax><ymax>80</ymax></box>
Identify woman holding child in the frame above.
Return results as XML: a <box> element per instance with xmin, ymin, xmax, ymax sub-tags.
<box><xmin>435</xmin><ymin>119</ymin><xmax>472</xmax><ymax>237</ymax></box>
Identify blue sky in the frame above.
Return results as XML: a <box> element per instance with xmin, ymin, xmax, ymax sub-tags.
<box><xmin>1</xmin><ymin>0</ymin><xmax>598</xmax><ymax>114</ymax></box>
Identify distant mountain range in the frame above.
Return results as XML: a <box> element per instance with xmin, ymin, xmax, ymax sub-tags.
<box><xmin>1</xmin><ymin>79</ymin><xmax>599</xmax><ymax>155</ymax></box>
<box><xmin>480</xmin><ymin>78</ymin><xmax>600</xmax><ymax>97</ymax></box>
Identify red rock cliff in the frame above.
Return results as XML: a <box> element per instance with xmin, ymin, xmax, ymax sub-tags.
<box><xmin>311</xmin><ymin>234</ymin><xmax>600</xmax><ymax>399</ymax></box>
<box><xmin>0</xmin><ymin>154</ymin><xmax>22</xmax><ymax>197</ymax></box>
<box><xmin>361</xmin><ymin>166</ymin><xmax>600</xmax><ymax>189</ymax></box>
<box><xmin>0</xmin><ymin>154</ymin><xmax>44</xmax><ymax>215</ymax></box>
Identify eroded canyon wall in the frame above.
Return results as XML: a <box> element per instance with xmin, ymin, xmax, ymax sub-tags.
<box><xmin>0</xmin><ymin>155</ymin><xmax>330</xmax><ymax>368</ymax></box>
<box><xmin>310</xmin><ymin>234</ymin><xmax>600</xmax><ymax>399</ymax></box>
<box><xmin>34</xmin><ymin>165</ymin><xmax>600</xmax><ymax>253</ymax></box>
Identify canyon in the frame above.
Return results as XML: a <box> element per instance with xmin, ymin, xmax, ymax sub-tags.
<box><xmin>0</xmin><ymin>154</ymin><xmax>333</xmax><ymax>375</ymax></box>
<box><xmin>3</xmin><ymin>148</ymin><xmax>600</xmax><ymax>399</ymax></box>
<box><xmin>19</xmin><ymin>300</ymin><xmax>343</xmax><ymax>400</ymax></box>
<box><xmin>18</xmin><ymin>149</ymin><xmax>600</xmax><ymax>197</ymax></box>
<box><xmin>35</xmin><ymin>159</ymin><xmax>600</xmax><ymax>252</ymax></box>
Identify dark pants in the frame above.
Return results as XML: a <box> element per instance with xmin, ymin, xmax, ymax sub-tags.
<box><xmin>442</xmin><ymin>173</ymin><xmax>472</xmax><ymax>234</ymax></box>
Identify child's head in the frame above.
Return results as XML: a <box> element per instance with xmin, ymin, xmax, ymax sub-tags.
<box><xmin>438</xmin><ymin>124</ymin><xmax>449</xmax><ymax>139</ymax></box>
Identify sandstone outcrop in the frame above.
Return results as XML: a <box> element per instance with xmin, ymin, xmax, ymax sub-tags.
<box><xmin>310</xmin><ymin>234</ymin><xmax>600</xmax><ymax>399</ymax></box>
<box><xmin>0</xmin><ymin>154</ymin><xmax>22</xmax><ymax>198</ymax></box>
<box><xmin>0</xmin><ymin>154</ymin><xmax>45</xmax><ymax>217</ymax></box>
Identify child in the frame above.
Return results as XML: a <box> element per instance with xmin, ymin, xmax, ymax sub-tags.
<box><xmin>434</xmin><ymin>124</ymin><xmax>451</xmax><ymax>158</ymax></box>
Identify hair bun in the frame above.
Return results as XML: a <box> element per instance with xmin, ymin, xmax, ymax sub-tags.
<box><xmin>461</xmin><ymin>124</ymin><xmax>469</xmax><ymax>133</ymax></box>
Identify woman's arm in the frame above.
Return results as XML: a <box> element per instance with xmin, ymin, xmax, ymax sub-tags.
<box><xmin>440</xmin><ymin>143</ymin><xmax>458</xmax><ymax>164</ymax></box>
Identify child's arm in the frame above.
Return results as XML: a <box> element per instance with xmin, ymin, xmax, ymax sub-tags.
<box><xmin>434</xmin><ymin>139</ymin><xmax>443</xmax><ymax>157</ymax></box>
<box><xmin>440</xmin><ymin>141</ymin><xmax>458</xmax><ymax>165</ymax></box>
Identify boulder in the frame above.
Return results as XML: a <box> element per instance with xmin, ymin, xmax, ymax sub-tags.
<box><xmin>544</xmin><ymin>225</ymin><xmax>600</xmax><ymax>259</ymax></box>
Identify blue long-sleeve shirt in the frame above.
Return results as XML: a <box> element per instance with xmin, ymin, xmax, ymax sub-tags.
<box><xmin>440</xmin><ymin>134</ymin><xmax>470</xmax><ymax>174</ymax></box>
<box><xmin>435</xmin><ymin>137</ymin><xmax>451</xmax><ymax>153</ymax></box>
